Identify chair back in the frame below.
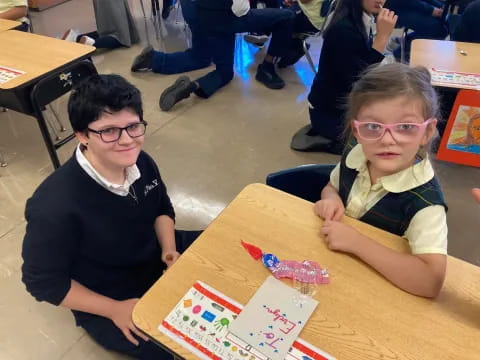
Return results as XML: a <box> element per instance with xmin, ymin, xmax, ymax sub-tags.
<box><xmin>266</xmin><ymin>164</ymin><xmax>335</xmax><ymax>202</ymax></box>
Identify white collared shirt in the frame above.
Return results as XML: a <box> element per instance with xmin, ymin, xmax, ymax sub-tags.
<box><xmin>329</xmin><ymin>144</ymin><xmax>448</xmax><ymax>255</ymax></box>
<box><xmin>362</xmin><ymin>11</ymin><xmax>376</xmax><ymax>39</ymax></box>
<box><xmin>75</xmin><ymin>144</ymin><xmax>141</xmax><ymax>196</ymax></box>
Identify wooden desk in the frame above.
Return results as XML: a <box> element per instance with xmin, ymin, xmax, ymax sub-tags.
<box><xmin>410</xmin><ymin>39</ymin><xmax>480</xmax><ymax>88</ymax></box>
<box><xmin>0</xmin><ymin>30</ymin><xmax>95</xmax><ymax>168</ymax></box>
<box><xmin>0</xmin><ymin>19</ymin><xmax>20</xmax><ymax>32</ymax></box>
<box><xmin>133</xmin><ymin>184</ymin><xmax>480</xmax><ymax>360</ymax></box>
<box><xmin>0</xmin><ymin>30</ymin><xmax>94</xmax><ymax>90</ymax></box>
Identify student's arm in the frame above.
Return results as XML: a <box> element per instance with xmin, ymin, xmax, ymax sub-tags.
<box><xmin>154</xmin><ymin>215</ymin><xmax>179</xmax><ymax>268</ymax></box>
<box><xmin>151</xmin><ymin>162</ymin><xmax>178</xmax><ymax>268</ymax></box>
<box><xmin>473</xmin><ymin>188</ymin><xmax>480</xmax><ymax>204</ymax></box>
<box><xmin>314</xmin><ymin>163</ymin><xmax>345</xmax><ymax>221</ymax></box>
<box><xmin>60</xmin><ymin>280</ymin><xmax>149</xmax><ymax>346</ymax></box>
<box><xmin>21</xmin><ymin>201</ymin><xmax>147</xmax><ymax>345</ymax></box>
<box><xmin>320</xmin><ymin>206</ymin><xmax>447</xmax><ymax>298</ymax></box>
<box><xmin>0</xmin><ymin>6</ymin><xmax>27</xmax><ymax>20</ymax></box>
<box><xmin>372</xmin><ymin>8</ymin><xmax>398</xmax><ymax>54</ymax></box>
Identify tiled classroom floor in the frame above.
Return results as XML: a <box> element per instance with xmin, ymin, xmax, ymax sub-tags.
<box><xmin>0</xmin><ymin>0</ymin><xmax>478</xmax><ymax>359</ymax></box>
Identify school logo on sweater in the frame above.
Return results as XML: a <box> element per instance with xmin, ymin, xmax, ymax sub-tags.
<box><xmin>144</xmin><ymin>179</ymin><xmax>159</xmax><ymax>197</ymax></box>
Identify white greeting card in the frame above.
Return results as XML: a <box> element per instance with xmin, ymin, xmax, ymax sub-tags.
<box><xmin>159</xmin><ymin>280</ymin><xmax>334</xmax><ymax>360</ymax></box>
<box><xmin>229</xmin><ymin>276</ymin><xmax>318</xmax><ymax>360</ymax></box>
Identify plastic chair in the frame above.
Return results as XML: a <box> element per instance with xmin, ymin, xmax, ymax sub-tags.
<box><xmin>30</xmin><ymin>60</ymin><xmax>97</xmax><ymax>169</ymax></box>
<box><xmin>266</xmin><ymin>164</ymin><xmax>335</xmax><ymax>202</ymax></box>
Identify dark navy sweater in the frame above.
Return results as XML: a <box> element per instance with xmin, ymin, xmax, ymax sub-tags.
<box><xmin>21</xmin><ymin>152</ymin><xmax>174</xmax><ymax>324</ymax></box>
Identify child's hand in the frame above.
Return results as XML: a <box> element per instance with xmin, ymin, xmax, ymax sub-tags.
<box><xmin>320</xmin><ymin>220</ymin><xmax>365</xmax><ymax>253</ymax></box>
<box><xmin>472</xmin><ymin>188</ymin><xmax>480</xmax><ymax>204</ymax></box>
<box><xmin>162</xmin><ymin>250</ymin><xmax>180</xmax><ymax>268</ymax></box>
<box><xmin>314</xmin><ymin>199</ymin><xmax>345</xmax><ymax>221</ymax></box>
<box><xmin>432</xmin><ymin>7</ymin><xmax>443</xmax><ymax>17</ymax></box>
<box><xmin>376</xmin><ymin>8</ymin><xmax>398</xmax><ymax>39</ymax></box>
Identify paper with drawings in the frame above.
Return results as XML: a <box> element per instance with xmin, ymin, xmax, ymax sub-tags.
<box><xmin>229</xmin><ymin>276</ymin><xmax>318</xmax><ymax>360</ymax></box>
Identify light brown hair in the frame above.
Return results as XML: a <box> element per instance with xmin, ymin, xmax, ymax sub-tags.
<box><xmin>346</xmin><ymin>63</ymin><xmax>440</xmax><ymax>124</ymax></box>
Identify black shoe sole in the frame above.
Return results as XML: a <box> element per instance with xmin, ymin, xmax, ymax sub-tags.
<box><xmin>255</xmin><ymin>73</ymin><xmax>285</xmax><ymax>90</ymax></box>
<box><xmin>131</xmin><ymin>45</ymin><xmax>153</xmax><ymax>72</ymax></box>
<box><xmin>159</xmin><ymin>76</ymin><xmax>191</xmax><ymax>111</ymax></box>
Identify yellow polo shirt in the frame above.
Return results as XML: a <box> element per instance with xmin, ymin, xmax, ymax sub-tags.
<box><xmin>298</xmin><ymin>0</ymin><xmax>326</xmax><ymax>30</ymax></box>
<box><xmin>0</xmin><ymin>0</ymin><xmax>27</xmax><ymax>23</ymax></box>
<box><xmin>329</xmin><ymin>144</ymin><xmax>448</xmax><ymax>255</ymax></box>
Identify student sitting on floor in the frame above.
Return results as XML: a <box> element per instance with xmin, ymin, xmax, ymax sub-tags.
<box><xmin>21</xmin><ymin>74</ymin><xmax>201</xmax><ymax>360</ymax></box>
<box><xmin>63</xmin><ymin>0</ymin><xmax>139</xmax><ymax>49</ymax></box>
<box><xmin>153</xmin><ymin>0</ymin><xmax>295</xmax><ymax>111</ymax></box>
<box><xmin>0</xmin><ymin>0</ymin><xmax>28</xmax><ymax>31</ymax></box>
<box><xmin>291</xmin><ymin>0</ymin><xmax>397</xmax><ymax>154</ymax></box>
<box><xmin>315</xmin><ymin>63</ymin><xmax>448</xmax><ymax>298</ymax></box>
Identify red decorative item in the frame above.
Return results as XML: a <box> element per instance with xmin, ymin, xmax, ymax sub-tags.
<box><xmin>240</xmin><ymin>240</ymin><xmax>263</xmax><ymax>260</ymax></box>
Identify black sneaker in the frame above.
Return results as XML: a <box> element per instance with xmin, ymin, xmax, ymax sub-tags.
<box><xmin>255</xmin><ymin>63</ymin><xmax>285</xmax><ymax>90</ymax></box>
<box><xmin>278</xmin><ymin>44</ymin><xmax>309</xmax><ymax>68</ymax></box>
<box><xmin>159</xmin><ymin>76</ymin><xmax>193</xmax><ymax>111</ymax></box>
<box><xmin>131</xmin><ymin>45</ymin><xmax>154</xmax><ymax>72</ymax></box>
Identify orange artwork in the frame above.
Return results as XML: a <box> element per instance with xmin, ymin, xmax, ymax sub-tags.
<box><xmin>437</xmin><ymin>90</ymin><xmax>480</xmax><ymax>167</ymax></box>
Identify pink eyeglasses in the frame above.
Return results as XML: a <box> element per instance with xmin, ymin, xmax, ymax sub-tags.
<box><xmin>352</xmin><ymin>118</ymin><xmax>436</xmax><ymax>141</ymax></box>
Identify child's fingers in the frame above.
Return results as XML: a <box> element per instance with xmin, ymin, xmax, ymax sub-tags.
<box><xmin>324</xmin><ymin>206</ymin><xmax>335</xmax><ymax>221</ymax></box>
<box><xmin>332</xmin><ymin>207</ymin><xmax>344</xmax><ymax>221</ymax></box>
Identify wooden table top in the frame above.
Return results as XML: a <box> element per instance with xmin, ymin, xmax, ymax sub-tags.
<box><xmin>0</xmin><ymin>19</ymin><xmax>20</xmax><ymax>32</ymax></box>
<box><xmin>133</xmin><ymin>183</ymin><xmax>480</xmax><ymax>360</ymax></box>
<box><xmin>410</xmin><ymin>39</ymin><xmax>480</xmax><ymax>88</ymax></box>
<box><xmin>0</xmin><ymin>30</ymin><xmax>95</xmax><ymax>90</ymax></box>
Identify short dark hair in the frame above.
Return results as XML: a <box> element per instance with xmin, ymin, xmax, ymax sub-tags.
<box><xmin>67</xmin><ymin>74</ymin><xmax>143</xmax><ymax>132</ymax></box>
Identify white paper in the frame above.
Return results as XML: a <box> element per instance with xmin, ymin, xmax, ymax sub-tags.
<box><xmin>229</xmin><ymin>276</ymin><xmax>318</xmax><ymax>360</ymax></box>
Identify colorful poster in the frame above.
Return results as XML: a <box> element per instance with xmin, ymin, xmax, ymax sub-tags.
<box><xmin>437</xmin><ymin>89</ymin><xmax>480</xmax><ymax>167</ymax></box>
<box><xmin>159</xmin><ymin>280</ymin><xmax>335</xmax><ymax>360</ymax></box>
<box><xmin>445</xmin><ymin>105</ymin><xmax>480</xmax><ymax>155</ymax></box>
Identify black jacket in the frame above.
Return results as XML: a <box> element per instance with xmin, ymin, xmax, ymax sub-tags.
<box><xmin>308</xmin><ymin>14</ymin><xmax>384</xmax><ymax>113</ymax></box>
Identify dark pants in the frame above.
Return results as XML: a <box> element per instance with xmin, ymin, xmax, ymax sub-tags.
<box><xmin>288</xmin><ymin>4</ymin><xmax>318</xmax><ymax>57</ymax></box>
<box><xmin>16</xmin><ymin>22</ymin><xmax>29</xmax><ymax>32</ymax></box>
<box><xmin>152</xmin><ymin>0</ymin><xmax>212</xmax><ymax>74</ymax></box>
<box><xmin>193</xmin><ymin>7</ymin><xmax>295</xmax><ymax>97</ymax></box>
<box><xmin>309</xmin><ymin>106</ymin><xmax>344</xmax><ymax>141</ymax></box>
<box><xmin>391</xmin><ymin>3</ymin><xmax>447</xmax><ymax>58</ymax></box>
<box><xmin>77</xmin><ymin>31</ymin><xmax>123</xmax><ymax>49</ymax></box>
<box><xmin>79</xmin><ymin>229</ymin><xmax>201</xmax><ymax>360</ymax></box>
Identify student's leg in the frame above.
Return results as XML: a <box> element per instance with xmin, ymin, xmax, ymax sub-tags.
<box><xmin>193</xmin><ymin>33</ymin><xmax>235</xmax><ymax>98</ymax></box>
<box><xmin>158</xmin><ymin>32</ymin><xmax>235</xmax><ymax>111</ymax></box>
<box><xmin>279</xmin><ymin>7</ymin><xmax>318</xmax><ymax>68</ymax></box>
<box><xmin>230</xmin><ymin>8</ymin><xmax>295</xmax><ymax>88</ymax></box>
<box><xmin>91</xmin><ymin>35</ymin><xmax>123</xmax><ymax>49</ymax></box>
<box><xmin>81</xmin><ymin>315</ymin><xmax>174</xmax><ymax>360</ymax></box>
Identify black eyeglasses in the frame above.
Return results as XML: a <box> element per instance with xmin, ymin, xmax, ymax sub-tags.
<box><xmin>87</xmin><ymin>121</ymin><xmax>148</xmax><ymax>143</ymax></box>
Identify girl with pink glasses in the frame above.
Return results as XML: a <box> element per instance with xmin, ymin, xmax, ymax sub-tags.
<box><xmin>314</xmin><ymin>63</ymin><xmax>447</xmax><ymax>298</ymax></box>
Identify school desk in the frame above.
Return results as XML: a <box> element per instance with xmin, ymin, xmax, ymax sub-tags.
<box><xmin>410</xmin><ymin>39</ymin><xmax>480</xmax><ymax>89</ymax></box>
<box><xmin>0</xmin><ymin>30</ymin><xmax>95</xmax><ymax>169</ymax></box>
<box><xmin>133</xmin><ymin>183</ymin><xmax>480</xmax><ymax>360</ymax></box>
<box><xmin>0</xmin><ymin>19</ymin><xmax>21</xmax><ymax>32</ymax></box>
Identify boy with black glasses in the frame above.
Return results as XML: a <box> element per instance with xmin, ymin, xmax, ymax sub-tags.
<box><xmin>21</xmin><ymin>74</ymin><xmax>200</xmax><ymax>359</ymax></box>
